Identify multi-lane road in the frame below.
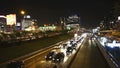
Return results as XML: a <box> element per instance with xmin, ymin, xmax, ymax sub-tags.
<box><xmin>4</xmin><ymin>33</ymin><xmax>111</xmax><ymax>68</ymax></box>
<box><xmin>16</xmin><ymin>34</ymin><xmax>86</xmax><ymax>68</ymax></box>
<box><xmin>69</xmin><ymin>37</ymin><xmax>110</xmax><ymax>68</ymax></box>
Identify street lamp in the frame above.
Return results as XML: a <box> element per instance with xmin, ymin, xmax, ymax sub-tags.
<box><xmin>20</xmin><ymin>10</ymin><xmax>25</xmax><ymax>30</ymax></box>
<box><xmin>20</xmin><ymin>10</ymin><xmax>25</xmax><ymax>15</ymax></box>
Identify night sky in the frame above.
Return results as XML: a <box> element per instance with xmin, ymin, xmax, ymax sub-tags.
<box><xmin>0</xmin><ymin>0</ymin><xmax>116</xmax><ymax>28</ymax></box>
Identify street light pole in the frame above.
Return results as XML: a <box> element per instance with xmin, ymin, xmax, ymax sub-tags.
<box><xmin>20</xmin><ymin>10</ymin><xmax>25</xmax><ymax>30</ymax></box>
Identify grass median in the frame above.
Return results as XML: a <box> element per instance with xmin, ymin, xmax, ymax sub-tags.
<box><xmin>0</xmin><ymin>33</ymin><xmax>73</xmax><ymax>63</ymax></box>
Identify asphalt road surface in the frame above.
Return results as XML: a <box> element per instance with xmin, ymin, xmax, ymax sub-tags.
<box><xmin>69</xmin><ymin>37</ymin><xmax>110</xmax><ymax>68</ymax></box>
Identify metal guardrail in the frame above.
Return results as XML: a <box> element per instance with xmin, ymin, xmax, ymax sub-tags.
<box><xmin>107</xmin><ymin>52</ymin><xmax>120</xmax><ymax>68</ymax></box>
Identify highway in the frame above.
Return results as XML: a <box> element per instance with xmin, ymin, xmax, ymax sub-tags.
<box><xmin>69</xmin><ymin>37</ymin><xmax>110</xmax><ymax>68</ymax></box>
<box><xmin>22</xmin><ymin>42</ymin><xmax>63</xmax><ymax>68</ymax></box>
<box><xmin>22</xmin><ymin>38</ymin><xmax>84</xmax><ymax>68</ymax></box>
<box><xmin>3</xmin><ymin>33</ymin><xmax>111</xmax><ymax>68</ymax></box>
<box><xmin>18</xmin><ymin>34</ymin><xmax>86</xmax><ymax>68</ymax></box>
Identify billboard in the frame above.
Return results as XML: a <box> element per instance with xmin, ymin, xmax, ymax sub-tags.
<box><xmin>6</xmin><ymin>14</ymin><xmax>16</xmax><ymax>25</ymax></box>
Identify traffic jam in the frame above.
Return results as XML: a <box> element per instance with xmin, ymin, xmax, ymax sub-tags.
<box><xmin>44</xmin><ymin>33</ymin><xmax>87</xmax><ymax>67</ymax></box>
<box><xmin>5</xmin><ymin>33</ymin><xmax>87</xmax><ymax>68</ymax></box>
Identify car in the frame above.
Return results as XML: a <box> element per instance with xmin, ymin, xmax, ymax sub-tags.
<box><xmin>45</xmin><ymin>51</ymin><xmax>57</xmax><ymax>61</ymax></box>
<box><xmin>6</xmin><ymin>60</ymin><xmax>24</xmax><ymax>68</ymax></box>
<box><xmin>71</xmin><ymin>43</ymin><xmax>77</xmax><ymax>50</ymax></box>
<box><xmin>52</xmin><ymin>52</ymin><xmax>65</xmax><ymax>63</ymax></box>
<box><xmin>70</xmin><ymin>40</ymin><xmax>74</xmax><ymax>45</ymax></box>
<box><xmin>62</xmin><ymin>43</ymin><xmax>68</xmax><ymax>49</ymax></box>
<box><xmin>66</xmin><ymin>47</ymin><xmax>73</xmax><ymax>55</ymax></box>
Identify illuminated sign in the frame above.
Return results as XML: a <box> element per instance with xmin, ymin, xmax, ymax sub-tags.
<box><xmin>0</xmin><ymin>15</ymin><xmax>6</xmax><ymax>18</ymax></box>
<box><xmin>6</xmin><ymin>14</ymin><xmax>16</xmax><ymax>25</ymax></box>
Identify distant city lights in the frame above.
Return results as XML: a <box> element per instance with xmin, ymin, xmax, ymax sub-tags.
<box><xmin>24</xmin><ymin>15</ymin><xmax>31</xmax><ymax>19</ymax></box>
<box><xmin>39</xmin><ymin>26</ymin><xmax>56</xmax><ymax>32</ymax></box>
<box><xmin>118</xmin><ymin>16</ymin><xmax>120</xmax><ymax>20</ymax></box>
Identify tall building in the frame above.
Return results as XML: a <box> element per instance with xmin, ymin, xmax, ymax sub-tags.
<box><xmin>6</xmin><ymin>14</ymin><xmax>16</xmax><ymax>32</ymax></box>
<box><xmin>66</xmin><ymin>14</ymin><xmax>80</xmax><ymax>31</ymax></box>
<box><xmin>67</xmin><ymin>14</ymin><xmax>80</xmax><ymax>24</ymax></box>
<box><xmin>21</xmin><ymin>15</ymin><xmax>38</xmax><ymax>31</ymax></box>
<box><xmin>0</xmin><ymin>15</ymin><xmax>6</xmax><ymax>32</ymax></box>
<box><xmin>21</xmin><ymin>15</ymin><xmax>33</xmax><ymax>30</ymax></box>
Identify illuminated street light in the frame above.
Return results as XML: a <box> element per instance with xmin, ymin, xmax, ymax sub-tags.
<box><xmin>20</xmin><ymin>10</ymin><xmax>25</xmax><ymax>15</ymax></box>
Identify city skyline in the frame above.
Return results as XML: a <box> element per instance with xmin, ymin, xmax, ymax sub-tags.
<box><xmin>0</xmin><ymin>0</ymin><xmax>115</xmax><ymax>28</ymax></box>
